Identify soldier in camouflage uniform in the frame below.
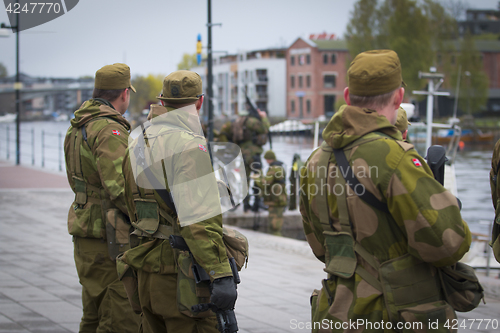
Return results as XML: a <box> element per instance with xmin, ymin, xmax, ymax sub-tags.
<box><xmin>64</xmin><ymin>63</ymin><xmax>141</xmax><ymax>333</ymax></box>
<box><xmin>490</xmin><ymin>139</ymin><xmax>500</xmax><ymax>262</ymax></box>
<box><xmin>119</xmin><ymin>70</ymin><xmax>237</xmax><ymax>333</ymax></box>
<box><xmin>254</xmin><ymin>150</ymin><xmax>287</xmax><ymax>236</ymax></box>
<box><xmin>300</xmin><ymin>50</ymin><xmax>471</xmax><ymax>332</ymax></box>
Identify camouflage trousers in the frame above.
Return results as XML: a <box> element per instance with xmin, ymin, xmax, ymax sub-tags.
<box><xmin>137</xmin><ymin>271</ymin><xmax>218</xmax><ymax>333</ymax></box>
<box><xmin>267</xmin><ymin>206</ymin><xmax>285</xmax><ymax>236</ymax></box>
<box><xmin>74</xmin><ymin>237</ymin><xmax>141</xmax><ymax>333</ymax></box>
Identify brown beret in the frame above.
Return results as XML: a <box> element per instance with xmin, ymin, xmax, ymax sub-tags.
<box><xmin>95</xmin><ymin>63</ymin><xmax>136</xmax><ymax>92</ymax></box>
<box><xmin>348</xmin><ymin>50</ymin><xmax>405</xmax><ymax>96</ymax></box>
<box><xmin>158</xmin><ymin>70</ymin><xmax>202</xmax><ymax>104</ymax></box>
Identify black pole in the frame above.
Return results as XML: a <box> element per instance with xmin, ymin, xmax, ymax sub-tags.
<box><xmin>207</xmin><ymin>0</ymin><xmax>214</xmax><ymax>145</ymax></box>
<box><xmin>15</xmin><ymin>7</ymin><xmax>20</xmax><ymax>165</ymax></box>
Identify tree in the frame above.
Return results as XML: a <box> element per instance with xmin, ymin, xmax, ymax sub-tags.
<box><xmin>344</xmin><ymin>0</ymin><xmax>466</xmax><ymax>104</ymax></box>
<box><xmin>177</xmin><ymin>53</ymin><xmax>199</xmax><ymax>70</ymax></box>
<box><xmin>0</xmin><ymin>63</ymin><xmax>7</xmax><ymax>78</ymax></box>
<box><xmin>456</xmin><ymin>30</ymin><xmax>489</xmax><ymax>114</ymax></box>
<box><xmin>345</xmin><ymin>0</ymin><xmax>379</xmax><ymax>58</ymax></box>
<box><xmin>128</xmin><ymin>74</ymin><xmax>164</xmax><ymax>116</ymax></box>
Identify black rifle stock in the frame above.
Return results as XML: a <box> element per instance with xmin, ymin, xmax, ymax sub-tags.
<box><xmin>169</xmin><ymin>235</ymin><xmax>239</xmax><ymax>333</ymax></box>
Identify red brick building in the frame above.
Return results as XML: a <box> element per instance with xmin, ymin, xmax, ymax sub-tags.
<box><xmin>286</xmin><ymin>37</ymin><xmax>349</xmax><ymax>120</ymax></box>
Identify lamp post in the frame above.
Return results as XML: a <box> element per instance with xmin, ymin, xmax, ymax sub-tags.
<box><xmin>464</xmin><ymin>71</ymin><xmax>471</xmax><ymax>115</ymax></box>
<box><xmin>1</xmin><ymin>3</ymin><xmax>21</xmax><ymax>165</ymax></box>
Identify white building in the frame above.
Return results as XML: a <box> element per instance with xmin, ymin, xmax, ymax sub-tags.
<box><xmin>192</xmin><ymin>48</ymin><xmax>287</xmax><ymax>119</ymax></box>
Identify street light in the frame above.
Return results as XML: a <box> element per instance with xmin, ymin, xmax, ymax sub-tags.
<box><xmin>1</xmin><ymin>4</ymin><xmax>21</xmax><ymax>165</ymax></box>
<box><xmin>464</xmin><ymin>71</ymin><xmax>471</xmax><ymax>115</ymax></box>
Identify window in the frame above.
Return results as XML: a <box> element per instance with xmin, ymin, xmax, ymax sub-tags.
<box><xmin>331</xmin><ymin>54</ymin><xmax>336</xmax><ymax>64</ymax></box>
<box><xmin>291</xmin><ymin>100</ymin><xmax>295</xmax><ymax>113</ymax></box>
<box><xmin>291</xmin><ymin>75</ymin><xmax>295</xmax><ymax>88</ymax></box>
<box><xmin>306</xmin><ymin>54</ymin><xmax>311</xmax><ymax>64</ymax></box>
<box><xmin>323</xmin><ymin>54</ymin><xmax>328</xmax><ymax>64</ymax></box>
<box><xmin>306</xmin><ymin>100</ymin><xmax>311</xmax><ymax>114</ymax></box>
<box><xmin>299</xmin><ymin>75</ymin><xmax>303</xmax><ymax>88</ymax></box>
<box><xmin>291</xmin><ymin>55</ymin><xmax>295</xmax><ymax>66</ymax></box>
<box><xmin>306</xmin><ymin>75</ymin><xmax>311</xmax><ymax>88</ymax></box>
<box><xmin>324</xmin><ymin>75</ymin><xmax>336</xmax><ymax>88</ymax></box>
<box><xmin>324</xmin><ymin>95</ymin><xmax>336</xmax><ymax>117</ymax></box>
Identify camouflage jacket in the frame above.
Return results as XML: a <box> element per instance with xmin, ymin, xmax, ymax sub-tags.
<box><xmin>300</xmin><ymin>105</ymin><xmax>471</xmax><ymax>331</ymax></box>
<box><xmin>64</xmin><ymin>99</ymin><xmax>130</xmax><ymax>239</ymax></box>
<box><xmin>255</xmin><ymin>161</ymin><xmax>287</xmax><ymax>206</ymax></box>
<box><xmin>121</xmin><ymin>104</ymin><xmax>233</xmax><ymax>281</ymax></box>
<box><xmin>490</xmin><ymin>138</ymin><xmax>500</xmax><ymax>261</ymax></box>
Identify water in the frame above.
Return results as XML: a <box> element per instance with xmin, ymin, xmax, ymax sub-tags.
<box><xmin>0</xmin><ymin>122</ymin><xmax>496</xmax><ymax>233</ymax></box>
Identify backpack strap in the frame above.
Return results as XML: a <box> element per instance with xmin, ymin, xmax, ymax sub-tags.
<box><xmin>316</xmin><ymin>142</ymin><xmax>384</xmax><ymax>292</ymax></box>
<box><xmin>332</xmin><ymin>148</ymin><xmax>390</xmax><ymax>214</ymax></box>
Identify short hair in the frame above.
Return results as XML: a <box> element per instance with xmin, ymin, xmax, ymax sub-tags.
<box><xmin>349</xmin><ymin>88</ymin><xmax>399</xmax><ymax>110</ymax></box>
<box><xmin>92</xmin><ymin>88</ymin><xmax>125</xmax><ymax>102</ymax></box>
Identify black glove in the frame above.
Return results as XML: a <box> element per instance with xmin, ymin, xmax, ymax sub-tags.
<box><xmin>210</xmin><ymin>277</ymin><xmax>237</xmax><ymax>310</ymax></box>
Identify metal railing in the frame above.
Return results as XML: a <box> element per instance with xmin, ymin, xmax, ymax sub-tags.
<box><xmin>0</xmin><ymin>125</ymin><xmax>64</xmax><ymax>171</ymax></box>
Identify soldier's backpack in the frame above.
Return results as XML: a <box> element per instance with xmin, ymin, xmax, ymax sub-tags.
<box><xmin>231</xmin><ymin>116</ymin><xmax>248</xmax><ymax>144</ymax></box>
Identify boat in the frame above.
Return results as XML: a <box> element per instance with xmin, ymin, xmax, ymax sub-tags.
<box><xmin>269</xmin><ymin>120</ymin><xmax>313</xmax><ymax>134</ymax></box>
<box><xmin>0</xmin><ymin>113</ymin><xmax>16</xmax><ymax>123</ymax></box>
<box><xmin>436</xmin><ymin>128</ymin><xmax>494</xmax><ymax>145</ymax></box>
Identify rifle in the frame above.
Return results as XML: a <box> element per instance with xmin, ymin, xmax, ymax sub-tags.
<box><xmin>242</xmin><ymin>88</ymin><xmax>272</xmax><ymax>149</ymax></box>
<box><xmin>169</xmin><ymin>235</ymin><xmax>240</xmax><ymax>333</ymax></box>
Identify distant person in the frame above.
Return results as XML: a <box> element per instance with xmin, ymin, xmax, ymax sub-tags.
<box><xmin>490</xmin><ymin>139</ymin><xmax>500</xmax><ymax>262</ymax></box>
<box><xmin>253</xmin><ymin>150</ymin><xmax>287</xmax><ymax>236</ymax></box>
<box><xmin>395</xmin><ymin>106</ymin><xmax>410</xmax><ymax>140</ymax></box>
<box><xmin>63</xmin><ymin>63</ymin><xmax>140</xmax><ymax>332</ymax></box>
<box><xmin>300</xmin><ymin>50</ymin><xmax>471</xmax><ymax>332</ymax></box>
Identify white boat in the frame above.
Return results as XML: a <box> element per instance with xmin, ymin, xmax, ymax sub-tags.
<box><xmin>0</xmin><ymin>113</ymin><xmax>16</xmax><ymax>123</ymax></box>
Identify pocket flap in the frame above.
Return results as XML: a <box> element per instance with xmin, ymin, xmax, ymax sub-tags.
<box><xmin>323</xmin><ymin>231</ymin><xmax>357</xmax><ymax>278</ymax></box>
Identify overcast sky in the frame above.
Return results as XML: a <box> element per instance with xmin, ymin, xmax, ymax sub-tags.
<box><xmin>0</xmin><ymin>0</ymin><xmax>497</xmax><ymax>79</ymax></box>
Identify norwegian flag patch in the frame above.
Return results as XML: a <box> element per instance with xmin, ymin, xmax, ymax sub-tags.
<box><xmin>412</xmin><ymin>158</ymin><xmax>422</xmax><ymax>167</ymax></box>
<box><xmin>199</xmin><ymin>144</ymin><xmax>207</xmax><ymax>152</ymax></box>
<box><xmin>112</xmin><ymin>130</ymin><xmax>121</xmax><ymax>136</ymax></box>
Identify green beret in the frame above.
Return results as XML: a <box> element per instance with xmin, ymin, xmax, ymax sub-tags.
<box><xmin>158</xmin><ymin>70</ymin><xmax>202</xmax><ymax>104</ymax></box>
<box><xmin>95</xmin><ymin>63</ymin><xmax>136</xmax><ymax>92</ymax></box>
<box><xmin>264</xmin><ymin>150</ymin><xmax>276</xmax><ymax>160</ymax></box>
<box><xmin>348</xmin><ymin>50</ymin><xmax>404</xmax><ymax>96</ymax></box>
<box><xmin>395</xmin><ymin>106</ymin><xmax>411</xmax><ymax>133</ymax></box>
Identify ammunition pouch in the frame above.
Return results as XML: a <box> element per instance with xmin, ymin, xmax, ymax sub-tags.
<box><xmin>116</xmin><ymin>253</ymin><xmax>142</xmax><ymax>314</ymax></box>
<box><xmin>222</xmin><ymin>227</ymin><xmax>249</xmax><ymax>271</ymax></box>
<box><xmin>105</xmin><ymin>208</ymin><xmax>131</xmax><ymax>261</ymax></box>
<box><xmin>176</xmin><ymin>252</ymin><xmax>212</xmax><ymax>318</ymax></box>
<box><xmin>323</xmin><ymin>231</ymin><xmax>356</xmax><ymax>278</ymax></box>
<box><xmin>132</xmin><ymin>199</ymin><xmax>160</xmax><ymax>236</ymax></box>
<box><xmin>378</xmin><ymin>254</ymin><xmax>446</xmax><ymax>329</ymax></box>
<box><xmin>253</xmin><ymin>133</ymin><xmax>268</xmax><ymax>146</ymax></box>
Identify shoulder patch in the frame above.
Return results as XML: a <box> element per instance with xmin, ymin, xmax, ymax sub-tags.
<box><xmin>112</xmin><ymin>130</ymin><xmax>121</xmax><ymax>136</ymax></box>
<box><xmin>396</xmin><ymin>140</ymin><xmax>414</xmax><ymax>151</ymax></box>
<box><xmin>198</xmin><ymin>144</ymin><xmax>207</xmax><ymax>152</ymax></box>
<box><xmin>412</xmin><ymin>158</ymin><xmax>422</xmax><ymax>167</ymax></box>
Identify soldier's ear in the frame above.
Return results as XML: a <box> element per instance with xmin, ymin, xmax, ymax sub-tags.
<box><xmin>195</xmin><ymin>95</ymin><xmax>204</xmax><ymax>111</ymax></box>
<box><xmin>344</xmin><ymin>87</ymin><xmax>351</xmax><ymax>106</ymax></box>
